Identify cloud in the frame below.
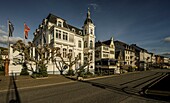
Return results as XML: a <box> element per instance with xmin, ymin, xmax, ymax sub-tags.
<box><xmin>0</xmin><ymin>29</ymin><xmax>7</xmax><ymax>35</ymax></box>
<box><xmin>88</xmin><ymin>3</ymin><xmax>99</xmax><ymax>11</ymax></box>
<box><xmin>0</xmin><ymin>25</ymin><xmax>6</xmax><ymax>29</ymax></box>
<box><xmin>0</xmin><ymin>35</ymin><xmax>23</xmax><ymax>45</ymax></box>
<box><xmin>164</xmin><ymin>36</ymin><xmax>170</xmax><ymax>42</ymax></box>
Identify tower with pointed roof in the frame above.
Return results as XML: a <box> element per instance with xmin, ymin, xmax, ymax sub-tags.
<box><xmin>83</xmin><ymin>8</ymin><xmax>95</xmax><ymax>73</ymax></box>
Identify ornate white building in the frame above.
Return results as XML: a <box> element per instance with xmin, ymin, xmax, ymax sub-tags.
<box><xmin>33</xmin><ymin>8</ymin><xmax>95</xmax><ymax>74</ymax></box>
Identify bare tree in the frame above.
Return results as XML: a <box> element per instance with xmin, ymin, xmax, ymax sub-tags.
<box><xmin>12</xmin><ymin>40</ymin><xmax>51</xmax><ymax>77</ymax></box>
<box><xmin>76</xmin><ymin>52</ymin><xmax>93</xmax><ymax>77</ymax></box>
<box><xmin>51</xmin><ymin>47</ymin><xmax>80</xmax><ymax>75</ymax></box>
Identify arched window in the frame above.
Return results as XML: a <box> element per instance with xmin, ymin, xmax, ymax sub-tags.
<box><xmin>84</xmin><ymin>41</ymin><xmax>87</xmax><ymax>48</ymax></box>
<box><xmin>90</xmin><ymin>29</ymin><xmax>93</xmax><ymax>34</ymax></box>
<box><xmin>63</xmin><ymin>48</ymin><xmax>67</xmax><ymax>58</ymax></box>
<box><xmin>85</xmin><ymin>29</ymin><xmax>87</xmax><ymax>34</ymax></box>
<box><xmin>90</xmin><ymin>40</ymin><xmax>93</xmax><ymax>49</ymax></box>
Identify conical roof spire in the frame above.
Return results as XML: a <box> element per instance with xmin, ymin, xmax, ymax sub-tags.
<box><xmin>110</xmin><ymin>36</ymin><xmax>114</xmax><ymax>41</ymax></box>
<box><xmin>84</xmin><ymin>8</ymin><xmax>93</xmax><ymax>24</ymax></box>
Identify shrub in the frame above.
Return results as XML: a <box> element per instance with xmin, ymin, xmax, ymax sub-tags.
<box><xmin>67</xmin><ymin>69</ymin><xmax>75</xmax><ymax>76</ymax></box>
<box><xmin>84</xmin><ymin>71</ymin><xmax>93</xmax><ymax>76</ymax></box>
<box><xmin>20</xmin><ymin>63</ymin><xmax>29</xmax><ymax>75</ymax></box>
<box><xmin>20</xmin><ymin>68</ymin><xmax>29</xmax><ymax>75</ymax></box>
<box><xmin>0</xmin><ymin>66</ymin><xmax>4</xmax><ymax>71</ymax></box>
<box><xmin>38</xmin><ymin>64</ymin><xmax>48</xmax><ymax>77</ymax></box>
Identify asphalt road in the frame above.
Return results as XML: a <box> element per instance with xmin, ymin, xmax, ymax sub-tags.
<box><xmin>0</xmin><ymin>69</ymin><xmax>169</xmax><ymax>103</ymax></box>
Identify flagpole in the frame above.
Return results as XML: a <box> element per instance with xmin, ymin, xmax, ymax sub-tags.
<box><xmin>7</xmin><ymin>20</ymin><xmax>10</xmax><ymax>59</ymax></box>
<box><xmin>24</xmin><ymin>23</ymin><xmax>26</xmax><ymax>44</ymax></box>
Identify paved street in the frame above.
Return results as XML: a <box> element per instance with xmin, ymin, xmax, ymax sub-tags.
<box><xmin>0</xmin><ymin>69</ymin><xmax>169</xmax><ymax>103</ymax></box>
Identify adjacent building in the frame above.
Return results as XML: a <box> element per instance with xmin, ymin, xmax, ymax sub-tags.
<box><xmin>131</xmin><ymin>44</ymin><xmax>152</xmax><ymax>70</ymax></box>
<box><xmin>95</xmin><ymin>37</ymin><xmax>119</xmax><ymax>74</ymax></box>
<box><xmin>114</xmin><ymin>41</ymin><xmax>136</xmax><ymax>68</ymax></box>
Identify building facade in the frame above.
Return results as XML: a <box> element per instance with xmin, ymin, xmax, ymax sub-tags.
<box><xmin>131</xmin><ymin>44</ymin><xmax>152</xmax><ymax>70</ymax></box>
<box><xmin>32</xmin><ymin>9</ymin><xmax>95</xmax><ymax>74</ymax></box>
<box><xmin>114</xmin><ymin>41</ymin><xmax>136</xmax><ymax>68</ymax></box>
<box><xmin>95</xmin><ymin>37</ymin><xmax>119</xmax><ymax>74</ymax></box>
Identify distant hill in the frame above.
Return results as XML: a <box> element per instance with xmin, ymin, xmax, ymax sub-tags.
<box><xmin>159</xmin><ymin>53</ymin><xmax>170</xmax><ymax>58</ymax></box>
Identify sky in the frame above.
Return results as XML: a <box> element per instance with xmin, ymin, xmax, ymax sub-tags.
<box><xmin>0</xmin><ymin>0</ymin><xmax>170</xmax><ymax>56</ymax></box>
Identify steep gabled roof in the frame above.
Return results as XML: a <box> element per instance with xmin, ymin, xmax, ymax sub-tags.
<box><xmin>102</xmin><ymin>40</ymin><xmax>112</xmax><ymax>46</ymax></box>
<box><xmin>46</xmin><ymin>13</ymin><xmax>83</xmax><ymax>35</ymax></box>
<box><xmin>67</xmin><ymin>24</ymin><xmax>83</xmax><ymax>35</ymax></box>
<box><xmin>95</xmin><ymin>41</ymin><xmax>108</xmax><ymax>47</ymax></box>
<box><xmin>114</xmin><ymin>40</ymin><xmax>129</xmax><ymax>47</ymax></box>
<box><xmin>131</xmin><ymin>44</ymin><xmax>147</xmax><ymax>52</ymax></box>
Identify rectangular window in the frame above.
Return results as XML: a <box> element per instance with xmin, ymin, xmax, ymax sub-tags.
<box><xmin>69</xmin><ymin>49</ymin><xmax>72</xmax><ymax>58</ymax></box>
<box><xmin>110</xmin><ymin>51</ymin><xmax>114</xmax><ymax>54</ymax></box>
<box><xmin>79</xmin><ymin>53</ymin><xmax>81</xmax><ymax>60</ymax></box>
<box><xmin>63</xmin><ymin>48</ymin><xmax>67</xmax><ymax>58</ymax></box>
<box><xmin>103</xmin><ymin>47</ymin><xmax>108</xmax><ymax>50</ymax></box>
<box><xmin>63</xmin><ymin>32</ymin><xmax>68</xmax><ymax>41</ymax></box>
<box><xmin>78</xmin><ymin>40</ymin><xmax>81</xmax><ymax>48</ymax></box>
<box><xmin>56</xmin><ymin>30</ymin><xmax>58</xmax><ymax>38</ymax></box>
<box><xmin>59</xmin><ymin>31</ymin><xmax>61</xmax><ymax>39</ymax></box>
<box><xmin>103</xmin><ymin>54</ymin><xmax>108</xmax><ymax>57</ymax></box>
<box><xmin>56</xmin><ymin>30</ymin><xmax>61</xmax><ymax>39</ymax></box>
<box><xmin>58</xmin><ymin>21</ymin><xmax>62</xmax><ymax>27</ymax></box>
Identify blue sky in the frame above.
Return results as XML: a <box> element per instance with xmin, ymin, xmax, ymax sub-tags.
<box><xmin>0</xmin><ymin>0</ymin><xmax>170</xmax><ymax>55</ymax></box>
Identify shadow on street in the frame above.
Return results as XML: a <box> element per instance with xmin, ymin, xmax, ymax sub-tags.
<box><xmin>6</xmin><ymin>73</ymin><xmax>21</xmax><ymax>103</ymax></box>
<box><xmin>65</xmin><ymin>72</ymin><xmax>170</xmax><ymax>102</ymax></box>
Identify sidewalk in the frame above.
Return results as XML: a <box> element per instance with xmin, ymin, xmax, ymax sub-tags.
<box><xmin>0</xmin><ymin>75</ymin><xmax>74</xmax><ymax>92</ymax></box>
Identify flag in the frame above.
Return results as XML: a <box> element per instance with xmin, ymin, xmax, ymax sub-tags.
<box><xmin>24</xmin><ymin>23</ymin><xmax>30</xmax><ymax>39</ymax></box>
<box><xmin>8</xmin><ymin>21</ymin><xmax>14</xmax><ymax>37</ymax></box>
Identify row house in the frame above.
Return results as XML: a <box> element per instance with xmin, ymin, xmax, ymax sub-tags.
<box><xmin>155</xmin><ymin>55</ymin><xmax>164</xmax><ymax>64</ymax></box>
<box><xmin>114</xmin><ymin>41</ymin><xmax>136</xmax><ymax>68</ymax></box>
<box><xmin>164</xmin><ymin>57</ymin><xmax>170</xmax><ymax>64</ymax></box>
<box><xmin>95</xmin><ymin>37</ymin><xmax>119</xmax><ymax>74</ymax></box>
<box><xmin>131</xmin><ymin>44</ymin><xmax>152</xmax><ymax>70</ymax></box>
<box><xmin>150</xmin><ymin>53</ymin><xmax>156</xmax><ymax>64</ymax></box>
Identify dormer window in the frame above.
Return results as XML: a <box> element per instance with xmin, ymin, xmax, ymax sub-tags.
<box><xmin>58</xmin><ymin>21</ymin><xmax>62</xmax><ymax>27</ymax></box>
<box><xmin>79</xmin><ymin>31</ymin><xmax>82</xmax><ymax>35</ymax></box>
<box><xmin>72</xmin><ymin>28</ymin><xmax>75</xmax><ymax>32</ymax></box>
